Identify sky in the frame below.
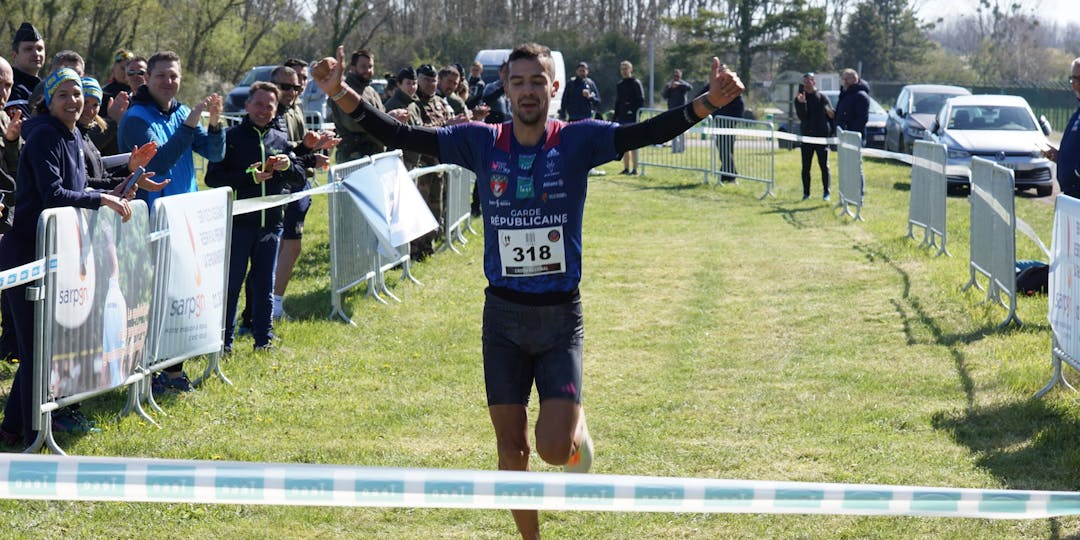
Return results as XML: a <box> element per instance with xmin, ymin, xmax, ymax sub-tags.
<box><xmin>916</xmin><ymin>0</ymin><xmax>1080</xmax><ymax>27</ymax></box>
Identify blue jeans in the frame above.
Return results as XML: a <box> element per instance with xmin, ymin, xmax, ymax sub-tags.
<box><xmin>224</xmin><ymin>224</ymin><xmax>281</xmax><ymax>349</ymax></box>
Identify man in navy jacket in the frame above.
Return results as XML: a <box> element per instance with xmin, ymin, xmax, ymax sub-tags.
<box><xmin>205</xmin><ymin>81</ymin><xmax>305</xmax><ymax>353</ymax></box>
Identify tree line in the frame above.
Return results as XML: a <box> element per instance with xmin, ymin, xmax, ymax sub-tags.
<box><xmin>0</xmin><ymin>0</ymin><xmax>1074</xmax><ymax>111</ymax></box>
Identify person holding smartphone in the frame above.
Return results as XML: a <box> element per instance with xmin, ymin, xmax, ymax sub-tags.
<box><xmin>794</xmin><ymin>72</ymin><xmax>834</xmax><ymax>201</ymax></box>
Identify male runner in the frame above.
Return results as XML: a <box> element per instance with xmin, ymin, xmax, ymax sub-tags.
<box><xmin>311</xmin><ymin>43</ymin><xmax>743</xmax><ymax>539</ymax></box>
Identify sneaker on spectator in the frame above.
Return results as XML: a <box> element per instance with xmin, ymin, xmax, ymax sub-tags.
<box><xmin>272</xmin><ymin>310</ymin><xmax>292</xmax><ymax>322</ymax></box>
<box><xmin>564</xmin><ymin>412</ymin><xmax>593</xmax><ymax>473</ymax></box>
<box><xmin>253</xmin><ymin>343</ymin><xmax>275</xmax><ymax>353</ymax></box>
<box><xmin>152</xmin><ymin>372</ymin><xmax>194</xmax><ymax>395</ymax></box>
<box><xmin>51</xmin><ymin>407</ymin><xmax>99</xmax><ymax>434</ymax></box>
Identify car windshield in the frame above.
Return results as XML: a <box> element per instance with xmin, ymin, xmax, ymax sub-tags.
<box><xmin>238</xmin><ymin>67</ymin><xmax>273</xmax><ymax>86</ymax></box>
<box><xmin>911</xmin><ymin>92</ymin><xmax>963</xmax><ymax>115</ymax></box>
<box><xmin>948</xmin><ymin>105</ymin><xmax>1036</xmax><ymax>131</ymax></box>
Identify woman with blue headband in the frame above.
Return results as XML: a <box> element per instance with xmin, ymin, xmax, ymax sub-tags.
<box><xmin>0</xmin><ymin>68</ymin><xmax>135</xmax><ymax>446</ymax></box>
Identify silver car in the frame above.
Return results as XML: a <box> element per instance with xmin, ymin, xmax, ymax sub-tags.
<box><xmin>928</xmin><ymin>94</ymin><xmax>1054</xmax><ymax>196</ymax></box>
<box><xmin>885</xmin><ymin>84</ymin><xmax>970</xmax><ymax>154</ymax></box>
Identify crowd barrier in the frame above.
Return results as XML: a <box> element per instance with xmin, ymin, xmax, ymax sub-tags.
<box><xmin>708</xmin><ymin>116</ymin><xmax>777</xmax><ymax>199</ymax></box>
<box><xmin>636</xmin><ymin>108</ymin><xmax>713</xmax><ymax>183</ymax></box>
<box><xmin>963</xmin><ymin>158</ymin><xmax>1021</xmax><ymax>328</ymax></box>
<box><xmin>906</xmin><ymin>141</ymin><xmax>950</xmax><ymax>256</ymax></box>
<box><xmin>428</xmin><ymin>164</ymin><xmax>478</xmax><ymax>255</ymax></box>
<box><xmin>0</xmin><ymin>148</ymin><xmax>460</xmax><ymax>453</ymax></box>
<box><xmin>1041</xmin><ymin>194</ymin><xmax>1080</xmax><ymax>397</ymax></box>
<box><xmin>327</xmin><ymin>151</ymin><xmax>444</xmax><ymax>321</ymax></box>
<box><xmin>834</xmin><ymin>129</ymin><xmax>865</xmax><ymax>220</ymax></box>
<box><xmin>4</xmin><ymin>453</ymin><xmax>1080</xmax><ymax>519</ymax></box>
<box><xmin>138</xmin><ymin>189</ymin><xmax>234</xmax><ymax>423</ymax></box>
<box><xmin>29</xmin><ymin>202</ymin><xmax>155</xmax><ymax>454</ymax></box>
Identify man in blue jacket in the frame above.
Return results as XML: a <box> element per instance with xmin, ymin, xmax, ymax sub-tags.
<box><xmin>559</xmin><ymin>61</ymin><xmax>600</xmax><ymax>121</ymax></box>
<box><xmin>1047</xmin><ymin>57</ymin><xmax>1080</xmax><ymax>198</ymax></box>
<box><xmin>205</xmin><ymin>81</ymin><xmax>305</xmax><ymax>353</ymax></box>
<box><xmin>118</xmin><ymin>50</ymin><xmax>225</xmax><ymax>393</ymax></box>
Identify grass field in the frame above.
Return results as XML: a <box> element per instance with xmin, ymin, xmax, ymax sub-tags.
<box><xmin>0</xmin><ymin>148</ymin><xmax>1078</xmax><ymax>538</ymax></box>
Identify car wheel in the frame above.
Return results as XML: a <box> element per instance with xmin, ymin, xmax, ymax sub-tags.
<box><xmin>1036</xmin><ymin>184</ymin><xmax>1053</xmax><ymax>197</ymax></box>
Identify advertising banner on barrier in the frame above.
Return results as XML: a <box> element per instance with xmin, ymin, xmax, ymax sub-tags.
<box><xmin>341</xmin><ymin>155</ymin><xmax>437</xmax><ymax>254</ymax></box>
<box><xmin>49</xmin><ymin>203</ymin><xmax>153</xmax><ymax>399</ymax></box>
<box><xmin>1050</xmin><ymin>194</ymin><xmax>1080</xmax><ymax>355</ymax></box>
<box><xmin>150</xmin><ymin>189</ymin><xmax>229</xmax><ymax>362</ymax></box>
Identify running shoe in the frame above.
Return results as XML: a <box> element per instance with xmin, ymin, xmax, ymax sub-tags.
<box><xmin>564</xmin><ymin>412</ymin><xmax>593</xmax><ymax>473</ymax></box>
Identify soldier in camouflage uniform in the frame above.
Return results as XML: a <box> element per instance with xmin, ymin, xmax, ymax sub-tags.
<box><xmin>410</xmin><ymin>64</ymin><xmax>453</xmax><ymax>260</ymax></box>
<box><xmin>382</xmin><ymin>66</ymin><xmax>423</xmax><ymax>168</ymax></box>
<box><xmin>437</xmin><ymin>65</ymin><xmax>469</xmax><ymax>119</ymax></box>
<box><xmin>330</xmin><ymin>49</ymin><xmax>386</xmax><ymax>162</ymax></box>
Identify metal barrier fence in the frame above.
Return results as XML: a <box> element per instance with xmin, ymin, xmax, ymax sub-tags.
<box><xmin>30</xmin><ymin>203</ymin><xmax>155</xmax><ymax>454</ymax></box>
<box><xmin>410</xmin><ymin>164</ymin><xmax>477</xmax><ymax>255</ymax></box>
<box><xmin>906</xmin><ymin>141</ymin><xmax>949</xmax><ymax>256</ymax></box>
<box><xmin>834</xmin><ymin>129</ymin><xmax>865</xmax><ymax>220</ymax></box>
<box><xmin>636</xmin><ymin>108</ymin><xmax>712</xmax><ymax>183</ymax></box>
<box><xmin>1042</xmin><ymin>194</ymin><xmax>1080</xmax><ymax>397</ymax></box>
<box><xmin>708</xmin><ymin>115</ymin><xmax>776</xmax><ymax>199</ymax></box>
<box><xmin>963</xmin><ymin>157</ymin><xmax>1020</xmax><ymax>328</ymax></box>
<box><xmin>139</xmin><ymin>189</ymin><xmax>234</xmax><ymax>421</ymax></box>
<box><xmin>326</xmin><ymin>155</ymin><xmax>380</xmax><ymax>323</ymax></box>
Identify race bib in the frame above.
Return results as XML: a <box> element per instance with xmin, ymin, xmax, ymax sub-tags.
<box><xmin>498</xmin><ymin>226</ymin><xmax>566</xmax><ymax>277</ymax></box>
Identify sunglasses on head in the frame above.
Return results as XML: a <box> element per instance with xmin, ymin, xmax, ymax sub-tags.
<box><xmin>115</xmin><ymin>52</ymin><xmax>134</xmax><ymax>63</ymax></box>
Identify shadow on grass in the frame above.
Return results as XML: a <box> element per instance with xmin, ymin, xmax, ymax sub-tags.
<box><xmin>932</xmin><ymin>398</ymin><xmax>1080</xmax><ymax>492</ymax></box>
<box><xmin>761</xmin><ymin>204</ymin><xmax>822</xmax><ymax>230</ymax></box>
<box><xmin>892</xmin><ymin>181</ymin><xmax>911</xmax><ymax>192</ymax></box>
<box><xmin>853</xmin><ymin>242</ymin><xmax>998</xmax><ymax>408</ymax></box>
<box><xmin>602</xmin><ymin>176</ymin><xmax>703</xmax><ymax>192</ymax></box>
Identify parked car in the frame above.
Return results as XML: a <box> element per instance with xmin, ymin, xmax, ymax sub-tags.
<box><xmin>885</xmin><ymin>84</ymin><xmax>971</xmax><ymax>154</ymax></box>
<box><xmin>301</xmin><ymin>76</ymin><xmax>387</xmax><ymax>130</ymax></box>
<box><xmin>224</xmin><ymin>65</ymin><xmax>276</xmax><ymax>113</ymax></box>
<box><xmin>927</xmin><ymin>94</ymin><xmax>1055</xmax><ymax>196</ymax></box>
<box><xmin>821</xmin><ymin>90</ymin><xmax>888</xmax><ymax>149</ymax></box>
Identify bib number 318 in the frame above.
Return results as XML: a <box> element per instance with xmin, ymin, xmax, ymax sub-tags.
<box><xmin>499</xmin><ymin>226</ymin><xmax>566</xmax><ymax>277</ymax></box>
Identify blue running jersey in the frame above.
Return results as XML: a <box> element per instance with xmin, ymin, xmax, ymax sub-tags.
<box><xmin>438</xmin><ymin>119</ymin><xmax>618</xmax><ymax>293</ymax></box>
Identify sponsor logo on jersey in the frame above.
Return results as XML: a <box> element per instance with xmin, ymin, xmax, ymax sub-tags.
<box><xmin>516</xmin><ymin>176</ymin><xmax>534</xmax><ymax>199</ymax></box>
<box><xmin>491</xmin><ymin>174</ymin><xmax>508</xmax><ymax>198</ymax></box>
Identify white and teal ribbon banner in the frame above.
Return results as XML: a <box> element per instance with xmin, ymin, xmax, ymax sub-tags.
<box><xmin>2</xmin><ymin>454</ymin><xmax>1079</xmax><ymax>518</ymax></box>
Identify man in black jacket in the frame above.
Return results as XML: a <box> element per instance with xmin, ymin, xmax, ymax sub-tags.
<box><xmin>205</xmin><ymin>81</ymin><xmax>305</xmax><ymax>353</ymax></box>
<box><xmin>795</xmin><ymin>72</ymin><xmax>834</xmax><ymax>200</ymax></box>
<box><xmin>835</xmin><ymin>68</ymin><xmax>870</xmax><ymax>141</ymax></box>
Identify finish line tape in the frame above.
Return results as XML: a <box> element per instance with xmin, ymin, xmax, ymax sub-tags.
<box><xmin>2</xmin><ymin>453</ymin><xmax>1079</xmax><ymax>518</ymax></box>
<box><xmin>0</xmin><ymin>257</ymin><xmax>54</xmax><ymax>293</ymax></box>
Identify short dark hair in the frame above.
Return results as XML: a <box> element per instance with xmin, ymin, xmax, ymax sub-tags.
<box><xmin>270</xmin><ymin>65</ymin><xmax>296</xmax><ymax>82</ymax></box>
<box><xmin>247</xmin><ymin>81</ymin><xmax>279</xmax><ymax>102</ymax></box>
<box><xmin>50</xmin><ymin>50</ymin><xmax>84</xmax><ymax>72</ymax></box>
<box><xmin>351</xmin><ymin>49</ymin><xmax>372</xmax><ymax>67</ymax></box>
<box><xmin>283</xmin><ymin>57</ymin><xmax>307</xmax><ymax>70</ymax></box>
<box><xmin>508</xmin><ymin>43</ymin><xmax>554</xmax><ymax>78</ymax></box>
<box><xmin>437</xmin><ymin>65</ymin><xmax>459</xmax><ymax>80</ymax></box>
<box><xmin>147</xmin><ymin>51</ymin><xmax>181</xmax><ymax>75</ymax></box>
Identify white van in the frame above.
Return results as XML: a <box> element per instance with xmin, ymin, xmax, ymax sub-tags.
<box><xmin>474</xmin><ymin>48</ymin><xmax>565</xmax><ymax>119</ymax></box>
